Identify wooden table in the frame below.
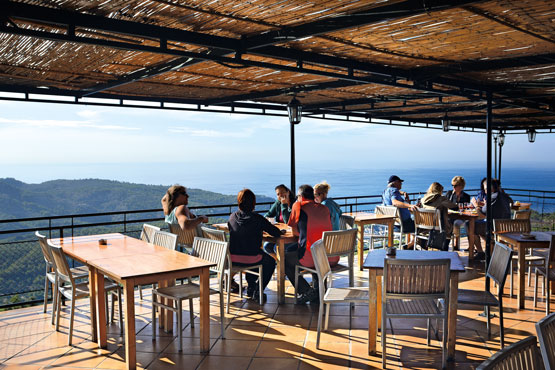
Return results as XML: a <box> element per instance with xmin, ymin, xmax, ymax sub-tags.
<box><xmin>511</xmin><ymin>202</ymin><xmax>531</xmax><ymax>211</ymax></box>
<box><xmin>50</xmin><ymin>233</ymin><xmax>215</xmax><ymax>370</ymax></box>
<box><xmin>363</xmin><ymin>249</ymin><xmax>465</xmax><ymax>361</ymax></box>
<box><xmin>448</xmin><ymin>210</ymin><xmax>480</xmax><ymax>260</ymax></box>
<box><xmin>212</xmin><ymin>222</ymin><xmax>297</xmax><ymax>304</ymax></box>
<box><xmin>496</xmin><ymin>231</ymin><xmax>554</xmax><ymax>309</ymax></box>
<box><xmin>344</xmin><ymin>212</ymin><xmax>396</xmax><ymax>271</ymax></box>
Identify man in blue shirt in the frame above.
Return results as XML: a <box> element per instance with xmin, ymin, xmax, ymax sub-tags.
<box><xmin>383</xmin><ymin>175</ymin><xmax>417</xmax><ymax>248</ymax></box>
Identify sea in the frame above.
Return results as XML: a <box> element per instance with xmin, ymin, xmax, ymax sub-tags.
<box><xmin>5</xmin><ymin>163</ymin><xmax>555</xmax><ymax>204</ymax></box>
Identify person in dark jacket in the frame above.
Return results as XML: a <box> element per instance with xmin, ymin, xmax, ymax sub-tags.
<box><xmin>263</xmin><ymin>184</ymin><xmax>296</xmax><ymax>255</ymax></box>
<box><xmin>228</xmin><ymin>189</ymin><xmax>282</xmax><ymax>302</ymax></box>
<box><xmin>473</xmin><ymin>179</ymin><xmax>512</xmax><ymax>260</ymax></box>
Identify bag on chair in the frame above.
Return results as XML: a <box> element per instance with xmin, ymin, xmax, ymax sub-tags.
<box><xmin>427</xmin><ymin>229</ymin><xmax>448</xmax><ymax>251</ymax></box>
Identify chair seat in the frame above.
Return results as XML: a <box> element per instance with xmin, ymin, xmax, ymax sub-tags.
<box><xmin>230</xmin><ymin>264</ymin><xmax>262</xmax><ymax>274</ymax></box>
<box><xmin>535</xmin><ymin>266</ymin><xmax>555</xmax><ymax>280</ymax></box>
<box><xmin>154</xmin><ymin>283</ymin><xmax>219</xmax><ymax>300</ymax></box>
<box><xmin>532</xmin><ymin>249</ymin><xmax>549</xmax><ymax>258</ymax></box>
<box><xmin>512</xmin><ymin>255</ymin><xmax>545</xmax><ymax>262</ymax></box>
<box><xmin>385</xmin><ymin>298</ymin><xmax>442</xmax><ymax>316</ymax></box>
<box><xmin>458</xmin><ymin>289</ymin><xmax>499</xmax><ymax>306</ymax></box>
<box><xmin>324</xmin><ymin>287</ymin><xmax>368</xmax><ymax>302</ymax></box>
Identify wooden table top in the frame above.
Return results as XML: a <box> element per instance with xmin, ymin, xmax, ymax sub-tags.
<box><xmin>362</xmin><ymin>249</ymin><xmax>466</xmax><ymax>272</ymax></box>
<box><xmin>343</xmin><ymin>212</ymin><xmax>396</xmax><ymax>221</ymax></box>
<box><xmin>511</xmin><ymin>202</ymin><xmax>531</xmax><ymax>210</ymax></box>
<box><xmin>50</xmin><ymin>233</ymin><xmax>215</xmax><ymax>280</ymax></box>
<box><xmin>447</xmin><ymin>210</ymin><xmax>480</xmax><ymax>219</ymax></box>
<box><xmin>498</xmin><ymin>231</ymin><xmax>555</xmax><ymax>245</ymax></box>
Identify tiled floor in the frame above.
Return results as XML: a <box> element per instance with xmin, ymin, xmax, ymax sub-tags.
<box><xmin>0</xmin><ymin>245</ymin><xmax>552</xmax><ymax>369</ymax></box>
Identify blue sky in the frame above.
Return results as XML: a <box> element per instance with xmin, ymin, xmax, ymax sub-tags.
<box><xmin>0</xmin><ymin>99</ymin><xmax>552</xmax><ymax>184</ymax></box>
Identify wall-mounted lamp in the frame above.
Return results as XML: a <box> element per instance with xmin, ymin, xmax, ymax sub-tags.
<box><xmin>527</xmin><ymin>128</ymin><xmax>536</xmax><ymax>143</ymax></box>
<box><xmin>441</xmin><ymin>115</ymin><xmax>449</xmax><ymax>132</ymax></box>
<box><xmin>498</xmin><ymin>132</ymin><xmax>505</xmax><ymax>147</ymax></box>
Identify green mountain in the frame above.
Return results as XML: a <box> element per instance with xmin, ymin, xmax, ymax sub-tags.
<box><xmin>0</xmin><ymin>178</ymin><xmax>273</xmax><ymax>219</ymax></box>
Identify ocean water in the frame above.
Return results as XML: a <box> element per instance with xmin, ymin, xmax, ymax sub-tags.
<box><xmin>5</xmin><ymin>163</ymin><xmax>555</xmax><ymax>200</ymax></box>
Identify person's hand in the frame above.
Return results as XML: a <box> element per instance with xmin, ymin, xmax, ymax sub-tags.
<box><xmin>409</xmin><ymin>204</ymin><xmax>418</xmax><ymax>211</ymax></box>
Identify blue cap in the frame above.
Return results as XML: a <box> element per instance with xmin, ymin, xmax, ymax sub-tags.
<box><xmin>388</xmin><ymin>175</ymin><xmax>403</xmax><ymax>183</ymax></box>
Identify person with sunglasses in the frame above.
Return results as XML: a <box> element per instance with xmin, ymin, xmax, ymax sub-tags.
<box><xmin>161</xmin><ymin>184</ymin><xmax>208</xmax><ymax>230</ymax></box>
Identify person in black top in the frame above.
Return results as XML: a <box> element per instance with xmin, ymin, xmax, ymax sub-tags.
<box><xmin>228</xmin><ymin>189</ymin><xmax>282</xmax><ymax>302</ymax></box>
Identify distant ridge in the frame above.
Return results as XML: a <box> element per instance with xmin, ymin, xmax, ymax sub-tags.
<box><xmin>0</xmin><ymin>178</ymin><xmax>274</xmax><ymax>219</ymax></box>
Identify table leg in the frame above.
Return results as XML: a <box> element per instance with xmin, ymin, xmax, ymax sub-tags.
<box><xmin>387</xmin><ymin>220</ymin><xmax>394</xmax><ymax>248</ymax></box>
<box><xmin>377</xmin><ymin>275</ymin><xmax>382</xmax><ymax>331</ymax></box>
<box><xmin>94</xmin><ymin>269</ymin><xmax>107</xmax><ymax>349</ymax></box>
<box><xmin>368</xmin><ymin>269</ymin><xmax>377</xmax><ymax>354</ymax></box>
<box><xmin>123</xmin><ymin>279</ymin><xmax>136</xmax><ymax>370</ymax></box>
<box><xmin>157</xmin><ymin>280</ymin><xmax>166</xmax><ymax>329</ymax></box>
<box><xmin>468</xmin><ymin>219</ymin><xmax>475</xmax><ymax>260</ymax></box>
<box><xmin>518</xmin><ymin>244</ymin><xmax>526</xmax><ymax>309</ymax></box>
<box><xmin>199</xmin><ymin>267</ymin><xmax>210</xmax><ymax>353</ymax></box>
<box><xmin>448</xmin><ymin>273</ymin><xmax>459</xmax><ymax>361</ymax></box>
<box><xmin>276</xmin><ymin>240</ymin><xmax>285</xmax><ymax>304</ymax></box>
<box><xmin>88</xmin><ymin>267</ymin><xmax>98</xmax><ymax>343</ymax></box>
<box><xmin>358</xmin><ymin>222</ymin><xmax>365</xmax><ymax>271</ymax></box>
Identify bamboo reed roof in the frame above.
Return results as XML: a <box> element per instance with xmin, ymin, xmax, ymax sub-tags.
<box><xmin>1</xmin><ymin>0</ymin><xmax>554</xmax><ymax>132</ymax></box>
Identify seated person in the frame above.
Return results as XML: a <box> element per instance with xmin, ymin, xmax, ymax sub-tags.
<box><xmin>445</xmin><ymin>176</ymin><xmax>471</xmax><ymax>250</ymax></box>
<box><xmin>382</xmin><ymin>175</ymin><xmax>417</xmax><ymax>247</ymax></box>
<box><xmin>421</xmin><ymin>182</ymin><xmax>457</xmax><ymax>244</ymax></box>
<box><xmin>263</xmin><ymin>184</ymin><xmax>296</xmax><ymax>255</ymax></box>
<box><xmin>473</xmin><ymin>178</ymin><xmax>512</xmax><ymax>260</ymax></box>
<box><xmin>314</xmin><ymin>181</ymin><xmax>343</xmax><ymax>231</ymax></box>
<box><xmin>471</xmin><ymin>177</ymin><xmax>487</xmax><ymax>209</ymax></box>
<box><xmin>228</xmin><ymin>189</ymin><xmax>282</xmax><ymax>303</ymax></box>
<box><xmin>286</xmin><ymin>184</ymin><xmax>336</xmax><ymax>304</ymax></box>
<box><xmin>162</xmin><ymin>185</ymin><xmax>208</xmax><ymax>229</ymax></box>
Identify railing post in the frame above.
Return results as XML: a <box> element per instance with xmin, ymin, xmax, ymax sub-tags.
<box><xmin>124</xmin><ymin>213</ymin><xmax>127</xmax><ymax>234</ymax></box>
<box><xmin>71</xmin><ymin>216</ymin><xmax>74</xmax><ymax>237</ymax></box>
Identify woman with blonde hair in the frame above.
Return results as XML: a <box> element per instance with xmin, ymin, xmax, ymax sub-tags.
<box><xmin>314</xmin><ymin>181</ymin><xmax>343</xmax><ymax>230</ymax></box>
<box><xmin>445</xmin><ymin>176</ymin><xmax>471</xmax><ymax>204</ymax></box>
<box><xmin>161</xmin><ymin>185</ymin><xmax>208</xmax><ymax>230</ymax></box>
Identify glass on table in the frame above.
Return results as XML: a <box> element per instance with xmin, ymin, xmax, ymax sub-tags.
<box><xmin>458</xmin><ymin>203</ymin><xmax>464</xmax><ymax>213</ymax></box>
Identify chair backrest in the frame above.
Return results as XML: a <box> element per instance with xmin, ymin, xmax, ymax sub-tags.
<box><xmin>153</xmin><ymin>230</ymin><xmax>178</xmax><ymax>251</ymax></box>
<box><xmin>140</xmin><ymin>223</ymin><xmax>160</xmax><ymax>243</ymax></box>
<box><xmin>376</xmin><ymin>205</ymin><xmax>401</xmax><ymax>228</ymax></box>
<box><xmin>169</xmin><ymin>223</ymin><xmax>197</xmax><ymax>247</ymax></box>
<box><xmin>311</xmin><ymin>240</ymin><xmax>332</xmax><ymax>294</ymax></box>
<box><xmin>321</xmin><ymin>228</ymin><xmax>358</xmax><ymax>257</ymax></box>
<box><xmin>477</xmin><ymin>336</ymin><xmax>543</xmax><ymax>370</ymax></box>
<box><xmin>493</xmin><ymin>219</ymin><xmax>531</xmax><ymax>235</ymax></box>
<box><xmin>545</xmin><ymin>234</ymin><xmax>555</xmax><ymax>270</ymax></box>
<box><xmin>191</xmin><ymin>237</ymin><xmax>228</xmax><ymax>274</ymax></box>
<box><xmin>339</xmin><ymin>214</ymin><xmax>355</xmax><ymax>230</ymax></box>
<box><xmin>48</xmin><ymin>241</ymin><xmax>75</xmax><ymax>285</ymax></box>
<box><xmin>487</xmin><ymin>242</ymin><xmax>513</xmax><ymax>288</ymax></box>
<box><xmin>36</xmin><ymin>231</ymin><xmax>55</xmax><ymax>268</ymax></box>
<box><xmin>536</xmin><ymin>312</ymin><xmax>555</xmax><ymax>370</ymax></box>
<box><xmin>413</xmin><ymin>208</ymin><xmax>440</xmax><ymax>231</ymax></box>
<box><xmin>383</xmin><ymin>258</ymin><xmax>451</xmax><ymax>301</ymax></box>
<box><xmin>201</xmin><ymin>226</ymin><xmax>227</xmax><ymax>242</ymax></box>
<box><xmin>514</xmin><ymin>209</ymin><xmax>532</xmax><ymax>220</ymax></box>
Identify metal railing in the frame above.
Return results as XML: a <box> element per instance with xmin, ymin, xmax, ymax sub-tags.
<box><xmin>1</xmin><ymin>188</ymin><xmax>553</xmax><ymax>309</ymax></box>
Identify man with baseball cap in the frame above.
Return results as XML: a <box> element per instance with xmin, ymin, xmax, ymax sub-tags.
<box><xmin>382</xmin><ymin>175</ymin><xmax>417</xmax><ymax>248</ymax></box>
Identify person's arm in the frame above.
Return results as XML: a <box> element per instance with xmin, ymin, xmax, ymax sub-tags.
<box><xmin>392</xmin><ymin>198</ymin><xmax>417</xmax><ymax>211</ymax></box>
<box><xmin>175</xmin><ymin>205</ymin><xmax>208</xmax><ymax>230</ymax></box>
<box><xmin>264</xmin><ymin>200</ymin><xmax>279</xmax><ymax>218</ymax></box>
<box><xmin>261</xmin><ymin>215</ymin><xmax>282</xmax><ymax>238</ymax></box>
<box><xmin>287</xmin><ymin>202</ymin><xmax>301</xmax><ymax>236</ymax></box>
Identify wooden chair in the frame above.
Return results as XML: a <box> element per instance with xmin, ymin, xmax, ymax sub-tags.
<box><xmin>534</xmin><ymin>234</ymin><xmax>555</xmax><ymax>314</ymax></box>
<box><xmin>36</xmin><ymin>231</ymin><xmax>88</xmax><ymax>324</ymax></box>
<box><xmin>413</xmin><ymin>207</ymin><xmax>450</xmax><ymax>250</ymax></box>
<box><xmin>294</xmin><ymin>228</ymin><xmax>358</xmax><ymax>303</ymax></box>
<box><xmin>536</xmin><ymin>312</ymin><xmax>555</xmax><ymax>370</ymax></box>
<box><xmin>48</xmin><ymin>241</ymin><xmax>122</xmax><ymax>345</ymax></box>
<box><xmin>201</xmin><ymin>226</ymin><xmax>227</xmax><ymax>242</ymax></box>
<box><xmin>339</xmin><ymin>214</ymin><xmax>355</xmax><ymax>230</ymax></box>
<box><xmin>169</xmin><ymin>223</ymin><xmax>197</xmax><ymax>253</ymax></box>
<box><xmin>513</xmin><ymin>209</ymin><xmax>532</xmax><ymax>220</ymax></box>
<box><xmin>458</xmin><ymin>242</ymin><xmax>513</xmax><ymax>348</ymax></box>
<box><xmin>140</xmin><ymin>223</ymin><xmax>160</xmax><ymax>243</ymax></box>
<box><xmin>310</xmin><ymin>240</ymin><xmax>368</xmax><ymax>348</ymax></box>
<box><xmin>382</xmin><ymin>258</ymin><xmax>451</xmax><ymax>369</ymax></box>
<box><xmin>375</xmin><ymin>205</ymin><xmax>406</xmax><ymax>248</ymax></box>
<box><xmin>139</xmin><ymin>230</ymin><xmax>177</xmax><ymax>299</ymax></box>
<box><xmin>476</xmin><ymin>336</ymin><xmax>544</xmax><ymax>370</ymax></box>
<box><xmin>493</xmin><ymin>218</ymin><xmax>543</xmax><ymax>297</ymax></box>
<box><xmin>152</xmin><ymin>237</ymin><xmax>228</xmax><ymax>351</ymax></box>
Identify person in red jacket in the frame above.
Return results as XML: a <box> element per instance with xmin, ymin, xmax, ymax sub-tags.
<box><xmin>286</xmin><ymin>184</ymin><xmax>337</xmax><ymax>304</ymax></box>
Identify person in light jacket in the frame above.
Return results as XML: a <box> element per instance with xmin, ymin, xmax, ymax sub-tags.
<box><xmin>314</xmin><ymin>181</ymin><xmax>343</xmax><ymax>230</ymax></box>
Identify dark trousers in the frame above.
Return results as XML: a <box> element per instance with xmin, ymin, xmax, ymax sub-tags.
<box><xmin>233</xmin><ymin>253</ymin><xmax>276</xmax><ymax>293</ymax></box>
<box><xmin>284</xmin><ymin>248</ymin><xmax>312</xmax><ymax>295</ymax></box>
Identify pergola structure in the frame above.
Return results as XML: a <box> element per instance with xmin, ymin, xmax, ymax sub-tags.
<box><xmin>1</xmin><ymin>0</ymin><xmax>555</xmax><ymax>267</ymax></box>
